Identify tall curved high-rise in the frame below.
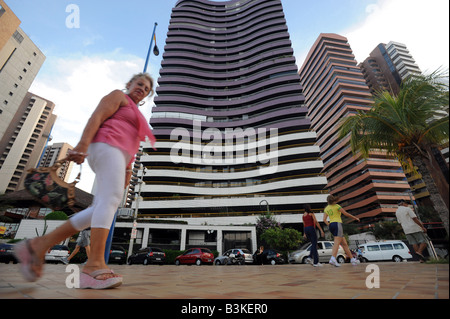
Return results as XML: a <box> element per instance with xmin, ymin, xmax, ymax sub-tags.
<box><xmin>138</xmin><ymin>0</ymin><xmax>328</xmax><ymax>220</ymax></box>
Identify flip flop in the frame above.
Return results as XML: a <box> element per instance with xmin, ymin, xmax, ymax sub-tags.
<box><xmin>14</xmin><ymin>240</ymin><xmax>42</xmax><ymax>282</ymax></box>
<box><xmin>79</xmin><ymin>269</ymin><xmax>123</xmax><ymax>289</ymax></box>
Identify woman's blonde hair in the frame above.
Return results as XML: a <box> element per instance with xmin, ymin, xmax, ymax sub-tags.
<box><xmin>327</xmin><ymin>194</ymin><xmax>339</xmax><ymax>205</ymax></box>
<box><xmin>126</xmin><ymin>72</ymin><xmax>155</xmax><ymax>97</ymax></box>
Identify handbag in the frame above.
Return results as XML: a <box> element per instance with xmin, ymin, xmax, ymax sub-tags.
<box><xmin>24</xmin><ymin>158</ymin><xmax>81</xmax><ymax>210</ymax></box>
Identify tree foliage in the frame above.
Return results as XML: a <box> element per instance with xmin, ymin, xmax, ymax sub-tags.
<box><xmin>339</xmin><ymin>69</ymin><xmax>449</xmax><ymax>166</ymax></box>
<box><xmin>44</xmin><ymin>211</ymin><xmax>68</xmax><ymax>221</ymax></box>
<box><xmin>256</xmin><ymin>212</ymin><xmax>281</xmax><ymax>235</ymax></box>
<box><xmin>260</xmin><ymin>227</ymin><xmax>303</xmax><ymax>252</ymax></box>
<box><xmin>338</xmin><ymin>68</ymin><xmax>449</xmax><ymax>233</ymax></box>
<box><xmin>372</xmin><ymin>221</ymin><xmax>405</xmax><ymax>240</ymax></box>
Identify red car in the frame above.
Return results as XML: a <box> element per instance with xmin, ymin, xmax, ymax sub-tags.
<box><xmin>175</xmin><ymin>248</ymin><xmax>214</xmax><ymax>266</ymax></box>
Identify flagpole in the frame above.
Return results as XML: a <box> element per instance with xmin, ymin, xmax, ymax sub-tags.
<box><xmin>143</xmin><ymin>22</ymin><xmax>158</xmax><ymax>73</ymax></box>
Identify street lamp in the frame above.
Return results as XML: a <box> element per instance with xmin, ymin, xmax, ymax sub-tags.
<box><xmin>259</xmin><ymin>200</ymin><xmax>270</xmax><ymax>214</ymax></box>
<box><xmin>143</xmin><ymin>22</ymin><xmax>158</xmax><ymax>73</ymax></box>
<box><xmin>127</xmin><ymin>165</ymin><xmax>146</xmax><ymax>259</ymax></box>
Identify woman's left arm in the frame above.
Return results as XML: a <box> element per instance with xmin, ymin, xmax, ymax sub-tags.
<box><xmin>68</xmin><ymin>90</ymin><xmax>125</xmax><ymax>164</ymax></box>
<box><xmin>312</xmin><ymin>213</ymin><xmax>325</xmax><ymax>236</ymax></box>
<box><xmin>340</xmin><ymin>207</ymin><xmax>360</xmax><ymax>222</ymax></box>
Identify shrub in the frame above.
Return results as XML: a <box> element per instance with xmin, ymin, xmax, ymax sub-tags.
<box><xmin>45</xmin><ymin>211</ymin><xmax>68</xmax><ymax>221</ymax></box>
<box><xmin>260</xmin><ymin>227</ymin><xmax>303</xmax><ymax>253</ymax></box>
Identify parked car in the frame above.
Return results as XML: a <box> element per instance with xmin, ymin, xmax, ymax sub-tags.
<box><xmin>288</xmin><ymin>241</ymin><xmax>346</xmax><ymax>264</ymax></box>
<box><xmin>175</xmin><ymin>248</ymin><xmax>214</xmax><ymax>266</ymax></box>
<box><xmin>108</xmin><ymin>245</ymin><xmax>127</xmax><ymax>264</ymax></box>
<box><xmin>214</xmin><ymin>248</ymin><xmax>253</xmax><ymax>265</ymax></box>
<box><xmin>45</xmin><ymin>244</ymin><xmax>70</xmax><ymax>264</ymax></box>
<box><xmin>0</xmin><ymin>243</ymin><xmax>17</xmax><ymax>264</ymax></box>
<box><xmin>358</xmin><ymin>241</ymin><xmax>412</xmax><ymax>262</ymax></box>
<box><xmin>128</xmin><ymin>247</ymin><xmax>166</xmax><ymax>265</ymax></box>
<box><xmin>253</xmin><ymin>248</ymin><xmax>285</xmax><ymax>265</ymax></box>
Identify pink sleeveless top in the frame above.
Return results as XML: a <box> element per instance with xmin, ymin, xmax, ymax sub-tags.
<box><xmin>92</xmin><ymin>93</ymin><xmax>156</xmax><ymax>166</ymax></box>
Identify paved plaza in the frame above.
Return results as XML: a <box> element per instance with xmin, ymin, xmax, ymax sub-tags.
<box><xmin>0</xmin><ymin>261</ymin><xmax>448</xmax><ymax>300</ymax></box>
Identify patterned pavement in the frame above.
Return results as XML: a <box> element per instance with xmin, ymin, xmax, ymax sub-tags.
<box><xmin>0</xmin><ymin>261</ymin><xmax>448</xmax><ymax>300</ymax></box>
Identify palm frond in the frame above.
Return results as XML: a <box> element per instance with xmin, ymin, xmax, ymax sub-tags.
<box><xmin>338</xmin><ymin>68</ymin><xmax>449</xmax><ymax>165</ymax></box>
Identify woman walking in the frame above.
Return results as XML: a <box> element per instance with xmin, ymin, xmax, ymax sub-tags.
<box><xmin>15</xmin><ymin>73</ymin><xmax>156</xmax><ymax>289</ymax></box>
<box><xmin>302</xmin><ymin>204</ymin><xmax>324</xmax><ymax>267</ymax></box>
<box><xmin>323</xmin><ymin>195</ymin><xmax>360</xmax><ymax>266</ymax></box>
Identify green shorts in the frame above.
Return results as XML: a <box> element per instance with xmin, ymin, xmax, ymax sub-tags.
<box><xmin>406</xmin><ymin>232</ymin><xmax>427</xmax><ymax>245</ymax></box>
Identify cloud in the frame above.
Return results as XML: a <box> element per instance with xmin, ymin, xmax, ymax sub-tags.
<box><xmin>344</xmin><ymin>0</ymin><xmax>449</xmax><ymax>72</ymax></box>
<box><xmin>30</xmin><ymin>53</ymin><xmax>156</xmax><ymax>192</ymax></box>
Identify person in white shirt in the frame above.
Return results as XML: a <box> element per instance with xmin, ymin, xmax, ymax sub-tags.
<box><xmin>395</xmin><ymin>199</ymin><xmax>428</xmax><ymax>262</ymax></box>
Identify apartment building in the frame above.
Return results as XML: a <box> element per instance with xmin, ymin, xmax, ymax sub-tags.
<box><xmin>299</xmin><ymin>33</ymin><xmax>411</xmax><ymax>224</ymax></box>
<box><xmin>359</xmin><ymin>41</ymin><xmax>421</xmax><ymax>95</ymax></box>
<box><xmin>0</xmin><ymin>1</ymin><xmax>56</xmax><ymax>193</ymax></box>
<box><xmin>0</xmin><ymin>92</ymin><xmax>56</xmax><ymax>193</ymax></box>
<box><xmin>38</xmin><ymin>142</ymin><xmax>74</xmax><ymax>182</ymax></box>
<box><xmin>0</xmin><ymin>0</ymin><xmax>46</xmax><ymax>140</ymax></box>
<box><xmin>136</xmin><ymin>0</ymin><xmax>328</xmax><ymax>227</ymax></box>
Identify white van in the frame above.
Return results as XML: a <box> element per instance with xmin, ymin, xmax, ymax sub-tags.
<box><xmin>358</xmin><ymin>241</ymin><xmax>412</xmax><ymax>262</ymax></box>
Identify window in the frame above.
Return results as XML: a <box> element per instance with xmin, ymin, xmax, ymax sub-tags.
<box><xmin>393</xmin><ymin>243</ymin><xmax>405</xmax><ymax>250</ymax></box>
<box><xmin>367</xmin><ymin>245</ymin><xmax>380</xmax><ymax>252</ymax></box>
<box><xmin>13</xmin><ymin>30</ymin><xmax>24</xmax><ymax>44</ymax></box>
<box><xmin>324</xmin><ymin>242</ymin><xmax>333</xmax><ymax>249</ymax></box>
<box><xmin>380</xmin><ymin>244</ymin><xmax>393</xmax><ymax>251</ymax></box>
<box><xmin>0</xmin><ymin>5</ymin><xmax>6</xmax><ymax>18</ymax></box>
<box><xmin>138</xmin><ymin>248</ymin><xmax>148</xmax><ymax>254</ymax></box>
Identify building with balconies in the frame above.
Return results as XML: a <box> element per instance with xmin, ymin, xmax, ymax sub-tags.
<box><xmin>299</xmin><ymin>33</ymin><xmax>412</xmax><ymax>224</ymax></box>
<box><xmin>137</xmin><ymin>0</ymin><xmax>328</xmax><ymax>229</ymax></box>
<box><xmin>359</xmin><ymin>41</ymin><xmax>421</xmax><ymax>95</ymax></box>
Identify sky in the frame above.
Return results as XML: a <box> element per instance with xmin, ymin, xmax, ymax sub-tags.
<box><xmin>5</xmin><ymin>0</ymin><xmax>450</xmax><ymax>192</ymax></box>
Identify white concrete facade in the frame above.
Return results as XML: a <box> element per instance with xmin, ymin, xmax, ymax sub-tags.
<box><xmin>14</xmin><ymin>219</ymin><xmax>258</xmax><ymax>256</ymax></box>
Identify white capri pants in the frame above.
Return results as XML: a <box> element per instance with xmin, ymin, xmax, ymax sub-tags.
<box><xmin>70</xmin><ymin>142</ymin><xmax>131</xmax><ymax>231</ymax></box>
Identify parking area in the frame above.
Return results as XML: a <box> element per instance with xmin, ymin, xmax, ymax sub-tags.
<box><xmin>0</xmin><ymin>262</ymin><xmax>448</xmax><ymax>300</ymax></box>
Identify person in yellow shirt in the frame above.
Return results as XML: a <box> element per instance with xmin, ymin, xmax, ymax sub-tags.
<box><xmin>323</xmin><ymin>195</ymin><xmax>360</xmax><ymax>266</ymax></box>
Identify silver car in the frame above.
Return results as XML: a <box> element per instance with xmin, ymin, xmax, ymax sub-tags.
<box><xmin>45</xmin><ymin>245</ymin><xmax>70</xmax><ymax>264</ymax></box>
<box><xmin>214</xmin><ymin>249</ymin><xmax>253</xmax><ymax>265</ymax></box>
<box><xmin>289</xmin><ymin>241</ymin><xmax>347</xmax><ymax>264</ymax></box>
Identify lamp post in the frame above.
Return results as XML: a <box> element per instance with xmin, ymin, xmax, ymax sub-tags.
<box><xmin>259</xmin><ymin>200</ymin><xmax>270</xmax><ymax>214</ymax></box>
<box><xmin>143</xmin><ymin>22</ymin><xmax>158</xmax><ymax>73</ymax></box>
<box><xmin>127</xmin><ymin>165</ymin><xmax>146</xmax><ymax>260</ymax></box>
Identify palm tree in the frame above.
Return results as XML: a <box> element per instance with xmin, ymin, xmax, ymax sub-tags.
<box><xmin>339</xmin><ymin>69</ymin><xmax>449</xmax><ymax>234</ymax></box>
